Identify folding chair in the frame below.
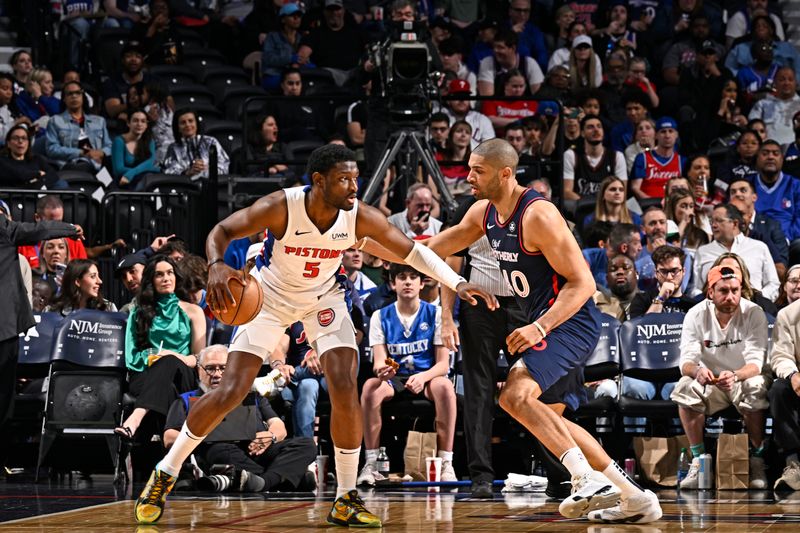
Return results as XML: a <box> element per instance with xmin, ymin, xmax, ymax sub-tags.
<box><xmin>617</xmin><ymin>313</ymin><xmax>684</xmax><ymax>434</ymax></box>
<box><xmin>37</xmin><ymin>310</ymin><xmax>128</xmax><ymax>482</ymax></box>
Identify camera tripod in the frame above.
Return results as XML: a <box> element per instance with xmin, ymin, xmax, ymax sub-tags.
<box><xmin>361</xmin><ymin>127</ymin><xmax>459</xmax><ymax>216</ymax></box>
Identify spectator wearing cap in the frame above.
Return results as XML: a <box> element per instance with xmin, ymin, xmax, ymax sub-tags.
<box><xmin>753</xmin><ymin>140</ymin><xmax>800</xmax><ymax>248</ymax></box>
<box><xmin>768</xmin><ymin>284</ymin><xmax>800</xmax><ymax>490</ymax></box>
<box><xmin>726</xmin><ymin>0</ymin><xmax>785</xmax><ymax>49</ymax></box>
<box><xmin>102</xmin><ymin>41</ymin><xmax>159</xmax><ymax>121</ymax></box>
<box><xmin>117</xmin><ymin>253</ymin><xmax>147</xmax><ymax>314</ymax></box>
<box><xmin>671</xmin><ymin>264</ymin><xmax>769</xmax><ymax>491</ymax></box>
<box><xmin>630</xmin><ymin>117</ymin><xmax>685</xmax><ymax>200</ymax></box>
<box><xmin>728</xmin><ymin>177</ymin><xmax>788</xmax><ymax>279</ymax></box>
<box><xmin>565</xmin><ymin>35</ymin><xmax>602</xmax><ymax>91</ymax></box>
<box><xmin>563</xmin><ymin>114</ymin><xmax>626</xmax><ymax>203</ymax></box>
<box><xmin>439</xmin><ymin>37</ymin><xmax>476</xmax><ymax>101</ymax></box>
<box><xmin>692</xmin><ymin>204</ymin><xmax>779</xmax><ymax>301</ymax></box>
<box><xmin>547</xmin><ymin>20</ymin><xmax>598</xmax><ymax>72</ymax></box>
<box><xmin>725</xmin><ymin>15</ymin><xmax>800</xmax><ymax>82</ymax></box>
<box><xmin>261</xmin><ymin>3</ymin><xmax>311</xmax><ymax>91</ymax></box>
<box><xmin>749</xmin><ymin>67</ymin><xmax>800</xmax><ymax>146</ymax></box>
<box><xmin>505</xmin><ymin>0</ymin><xmax>548</xmax><ymax>69</ymax></box>
<box><xmin>477</xmin><ymin>28</ymin><xmax>543</xmax><ymax>97</ymax></box>
<box><xmin>661</xmin><ymin>15</ymin><xmax>724</xmax><ymax>89</ymax></box>
<box><xmin>0</xmin><ymin>124</ymin><xmax>65</xmax><ymax>189</ymax></box>
<box><xmin>429</xmin><ymin>16</ymin><xmax>453</xmax><ymax>48</ymax></box>
<box><xmin>296</xmin><ymin>0</ymin><xmax>365</xmax><ymax>87</ymax></box>
<box><xmin>442</xmin><ymin>80</ymin><xmax>494</xmax><ymax>149</ymax></box>
<box><xmin>45</xmin><ymin>80</ymin><xmax>112</xmax><ymax>173</ymax></box>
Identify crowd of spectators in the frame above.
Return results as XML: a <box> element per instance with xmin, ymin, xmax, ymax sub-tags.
<box><xmin>2</xmin><ymin>0</ymin><xmax>800</xmax><ymax>496</ymax></box>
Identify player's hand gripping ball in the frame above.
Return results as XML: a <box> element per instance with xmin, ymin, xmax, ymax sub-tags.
<box><xmin>212</xmin><ymin>274</ymin><xmax>264</xmax><ymax>326</ymax></box>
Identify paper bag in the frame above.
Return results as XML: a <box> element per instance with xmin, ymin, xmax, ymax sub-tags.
<box><xmin>633</xmin><ymin>435</ymin><xmax>689</xmax><ymax>487</ymax></box>
<box><xmin>404</xmin><ymin>424</ymin><xmax>437</xmax><ymax>480</ymax></box>
<box><xmin>716</xmin><ymin>433</ymin><xmax>749</xmax><ymax>490</ymax></box>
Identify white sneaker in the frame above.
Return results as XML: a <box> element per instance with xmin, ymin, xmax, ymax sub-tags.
<box><xmin>356</xmin><ymin>463</ymin><xmax>385</xmax><ymax>486</ymax></box>
<box><xmin>679</xmin><ymin>458</ymin><xmax>700</xmax><ymax>490</ymax></box>
<box><xmin>774</xmin><ymin>460</ymin><xmax>800</xmax><ymax>490</ymax></box>
<box><xmin>588</xmin><ymin>489</ymin><xmax>662</xmax><ymax>523</ymax></box>
<box><xmin>749</xmin><ymin>456</ymin><xmax>768</xmax><ymax>489</ymax></box>
<box><xmin>558</xmin><ymin>471</ymin><xmax>621</xmax><ymax>519</ymax></box>
<box><xmin>440</xmin><ymin>461</ymin><xmax>457</xmax><ymax>482</ymax></box>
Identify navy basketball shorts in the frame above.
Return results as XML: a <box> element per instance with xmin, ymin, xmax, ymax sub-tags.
<box><xmin>520</xmin><ymin>321</ymin><xmax>599</xmax><ymax>411</ymax></box>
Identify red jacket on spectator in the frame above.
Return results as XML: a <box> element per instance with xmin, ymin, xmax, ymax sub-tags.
<box><xmin>18</xmin><ymin>239</ymin><xmax>87</xmax><ymax>270</ymax></box>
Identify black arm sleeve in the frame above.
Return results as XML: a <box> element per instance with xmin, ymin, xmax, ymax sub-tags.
<box><xmin>5</xmin><ymin>219</ymin><xmax>79</xmax><ymax>246</ymax></box>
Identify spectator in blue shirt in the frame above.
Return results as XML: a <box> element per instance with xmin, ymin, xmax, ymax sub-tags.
<box><xmin>505</xmin><ymin>0</ymin><xmax>548</xmax><ymax>70</ymax></box>
<box><xmin>111</xmin><ymin>109</ymin><xmax>159</xmax><ymax>189</ymax></box>
<box><xmin>261</xmin><ymin>3</ymin><xmax>312</xmax><ymax>91</ymax></box>
<box><xmin>583</xmin><ymin>222</ymin><xmax>642</xmax><ymax>289</ymax></box>
<box><xmin>753</xmin><ymin>140</ymin><xmax>800</xmax><ymax>264</ymax></box>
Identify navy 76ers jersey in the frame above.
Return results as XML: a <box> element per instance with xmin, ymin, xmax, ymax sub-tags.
<box><xmin>483</xmin><ymin>189</ymin><xmax>600</xmax><ymax>337</ymax></box>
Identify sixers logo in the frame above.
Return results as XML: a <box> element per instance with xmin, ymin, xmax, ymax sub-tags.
<box><xmin>317</xmin><ymin>308</ymin><xmax>335</xmax><ymax>327</ymax></box>
<box><xmin>782</xmin><ymin>198</ymin><xmax>793</xmax><ymax>209</ymax></box>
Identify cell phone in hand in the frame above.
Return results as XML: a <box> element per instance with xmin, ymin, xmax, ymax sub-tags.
<box><xmin>78</xmin><ymin>137</ymin><xmax>92</xmax><ymax>152</ymax></box>
<box><xmin>416</xmin><ymin>211</ymin><xmax>431</xmax><ymax>223</ymax></box>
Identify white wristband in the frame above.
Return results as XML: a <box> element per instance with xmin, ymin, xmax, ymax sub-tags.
<box><xmin>403</xmin><ymin>242</ymin><xmax>466</xmax><ymax>292</ymax></box>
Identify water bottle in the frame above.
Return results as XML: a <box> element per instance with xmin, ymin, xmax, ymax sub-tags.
<box><xmin>377</xmin><ymin>447</ymin><xmax>390</xmax><ymax>477</ymax></box>
<box><xmin>677</xmin><ymin>448</ymin><xmax>689</xmax><ymax>486</ymax></box>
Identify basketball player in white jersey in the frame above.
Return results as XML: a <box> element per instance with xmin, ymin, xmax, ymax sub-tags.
<box><xmin>135</xmin><ymin>145</ymin><xmax>496</xmax><ymax>527</ymax></box>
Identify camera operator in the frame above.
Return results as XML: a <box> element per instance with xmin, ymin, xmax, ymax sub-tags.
<box><xmin>360</xmin><ymin>0</ymin><xmax>443</xmax><ymax>212</ymax></box>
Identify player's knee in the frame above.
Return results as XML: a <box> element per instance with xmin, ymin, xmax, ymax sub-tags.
<box><xmin>498</xmin><ymin>385</ymin><xmax>527</xmax><ymax>415</ymax></box>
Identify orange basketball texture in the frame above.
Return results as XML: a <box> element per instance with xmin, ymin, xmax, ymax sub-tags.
<box><xmin>213</xmin><ymin>274</ymin><xmax>264</xmax><ymax>326</ymax></box>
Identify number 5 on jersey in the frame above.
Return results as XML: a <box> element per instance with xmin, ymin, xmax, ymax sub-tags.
<box><xmin>303</xmin><ymin>261</ymin><xmax>320</xmax><ymax>278</ymax></box>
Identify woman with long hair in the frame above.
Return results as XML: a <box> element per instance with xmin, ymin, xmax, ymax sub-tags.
<box><xmin>776</xmin><ymin>264</ymin><xmax>800</xmax><ymax>309</ymax></box>
<box><xmin>45</xmin><ymin>259</ymin><xmax>116</xmax><ymax>314</ymax></box>
<box><xmin>624</xmin><ymin>117</ymin><xmax>655</xmax><ymax>172</ymax></box>
<box><xmin>685</xmin><ymin>154</ymin><xmax>719</xmax><ymax>217</ymax></box>
<box><xmin>568</xmin><ymin>35</ymin><xmax>601</xmax><ymax>90</ymax></box>
<box><xmin>163</xmin><ymin>108</ymin><xmax>230</xmax><ymax>179</ymax></box>
<box><xmin>434</xmin><ymin>120</ymin><xmax>472</xmax><ymax>200</ymax></box>
<box><xmin>664</xmin><ymin>189</ymin><xmax>710</xmax><ymax>252</ymax></box>
<box><xmin>116</xmin><ymin>255</ymin><xmax>206</xmax><ymax>440</ymax></box>
<box><xmin>243</xmin><ymin>113</ymin><xmax>288</xmax><ymax>176</ymax></box>
<box><xmin>583</xmin><ymin>176</ymin><xmax>642</xmax><ymax>228</ymax></box>
<box><xmin>112</xmin><ymin>109</ymin><xmax>159</xmax><ymax>189</ymax></box>
<box><xmin>705</xmin><ymin>253</ymin><xmax>777</xmax><ymax>315</ymax></box>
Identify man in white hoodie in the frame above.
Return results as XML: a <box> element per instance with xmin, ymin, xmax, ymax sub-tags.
<box><xmin>671</xmin><ymin>265</ymin><xmax>769</xmax><ymax>490</ymax></box>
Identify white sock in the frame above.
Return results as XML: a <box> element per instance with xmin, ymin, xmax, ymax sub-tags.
<box><xmin>158</xmin><ymin>423</ymin><xmax>205</xmax><ymax>477</ymax></box>
<box><xmin>334</xmin><ymin>446</ymin><xmax>361</xmax><ymax>498</ymax></box>
<box><xmin>602</xmin><ymin>461</ymin><xmax>643</xmax><ymax>499</ymax></box>
<box><xmin>365</xmin><ymin>448</ymin><xmax>379</xmax><ymax>465</ymax></box>
<box><xmin>559</xmin><ymin>447</ymin><xmax>593</xmax><ymax>478</ymax></box>
<box><xmin>438</xmin><ymin>450</ymin><xmax>454</xmax><ymax>463</ymax></box>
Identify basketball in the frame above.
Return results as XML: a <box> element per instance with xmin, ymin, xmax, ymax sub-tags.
<box><xmin>213</xmin><ymin>274</ymin><xmax>264</xmax><ymax>326</ymax></box>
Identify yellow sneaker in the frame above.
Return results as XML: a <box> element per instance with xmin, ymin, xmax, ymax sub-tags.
<box><xmin>326</xmin><ymin>489</ymin><xmax>382</xmax><ymax>528</ymax></box>
<box><xmin>134</xmin><ymin>468</ymin><xmax>177</xmax><ymax>524</ymax></box>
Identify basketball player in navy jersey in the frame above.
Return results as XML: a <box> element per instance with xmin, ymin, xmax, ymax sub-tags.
<box><xmin>134</xmin><ymin>144</ymin><xmax>496</xmax><ymax>527</ymax></box>
<box><xmin>424</xmin><ymin>139</ymin><xmax>663</xmax><ymax>523</ymax></box>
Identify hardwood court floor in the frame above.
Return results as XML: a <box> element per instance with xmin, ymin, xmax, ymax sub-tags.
<box><xmin>4</xmin><ymin>487</ymin><xmax>800</xmax><ymax>532</ymax></box>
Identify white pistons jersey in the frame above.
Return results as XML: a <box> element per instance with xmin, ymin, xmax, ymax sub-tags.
<box><xmin>254</xmin><ymin>186</ymin><xmax>358</xmax><ymax>300</ymax></box>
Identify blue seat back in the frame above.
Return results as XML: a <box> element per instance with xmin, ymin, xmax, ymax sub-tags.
<box><xmin>618</xmin><ymin>313</ymin><xmax>684</xmax><ymax>380</ymax></box>
<box><xmin>583</xmin><ymin>316</ymin><xmax>621</xmax><ymax>382</ymax></box>
<box><xmin>51</xmin><ymin>310</ymin><xmax>127</xmax><ymax>369</ymax></box>
<box><xmin>19</xmin><ymin>313</ymin><xmax>63</xmax><ymax>365</ymax></box>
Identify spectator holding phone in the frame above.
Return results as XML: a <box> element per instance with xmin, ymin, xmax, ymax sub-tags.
<box><xmin>45</xmin><ymin>80</ymin><xmax>112</xmax><ymax>173</ymax></box>
<box><xmin>34</xmin><ymin>237</ymin><xmax>70</xmax><ymax>296</ymax></box>
<box><xmin>387</xmin><ymin>183</ymin><xmax>443</xmax><ymax>239</ymax></box>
